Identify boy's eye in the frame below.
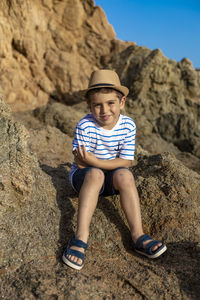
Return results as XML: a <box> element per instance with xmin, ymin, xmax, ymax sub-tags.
<box><xmin>109</xmin><ymin>102</ymin><xmax>115</xmax><ymax>105</ymax></box>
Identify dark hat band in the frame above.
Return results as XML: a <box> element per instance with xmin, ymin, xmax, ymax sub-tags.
<box><xmin>89</xmin><ymin>83</ymin><xmax>115</xmax><ymax>88</ymax></box>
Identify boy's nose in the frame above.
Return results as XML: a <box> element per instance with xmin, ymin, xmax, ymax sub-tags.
<box><xmin>101</xmin><ymin>104</ymin><xmax>108</xmax><ymax>114</ymax></box>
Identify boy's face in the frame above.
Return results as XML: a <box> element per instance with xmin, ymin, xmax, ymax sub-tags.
<box><xmin>88</xmin><ymin>91</ymin><xmax>126</xmax><ymax>130</ymax></box>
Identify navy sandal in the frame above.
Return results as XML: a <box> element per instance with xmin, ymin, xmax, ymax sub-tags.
<box><xmin>62</xmin><ymin>238</ymin><xmax>88</xmax><ymax>270</ymax></box>
<box><xmin>133</xmin><ymin>234</ymin><xmax>167</xmax><ymax>258</ymax></box>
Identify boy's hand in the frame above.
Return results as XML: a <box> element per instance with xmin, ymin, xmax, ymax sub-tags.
<box><xmin>74</xmin><ymin>156</ymin><xmax>88</xmax><ymax>169</ymax></box>
<box><xmin>73</xmin><ymin>145</ymin><xmax>131</xmax><ymax>170</ymax></box>
<box><xmin>74</xmin><ymin>145</ymin><xmax>97</xmax><ymax>168</ymax></box>
<box><xmin>73</xmin><ymin>149</ymin><xmax>87</xmax><ymax>169</ymax></box>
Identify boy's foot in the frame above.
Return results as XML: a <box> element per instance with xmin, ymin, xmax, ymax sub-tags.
<box><xmin>133</xmin><ymin>234</ymin><xmax>167</xmax><ymax>259</ymax></box>
<box><xmin>62</xmin><ymin>238</ymin><xmax>88</xmax><ymax>270</ymax></box>
<box><xmin>67</xmin><ymin>245</ymin><xmax>85</xmax><ymax>265</ymax></box>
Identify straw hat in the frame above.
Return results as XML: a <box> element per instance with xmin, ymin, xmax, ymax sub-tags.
<box><xmin>82</xmin><ymin>69</ymin><xmax>129</xmax><ymax>97</ymax></box>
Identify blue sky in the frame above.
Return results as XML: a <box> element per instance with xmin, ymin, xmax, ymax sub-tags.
<box><xmin>95</xmin><ymin>0</ymin><xmax>200</xmax><ymax>69</ymax></box>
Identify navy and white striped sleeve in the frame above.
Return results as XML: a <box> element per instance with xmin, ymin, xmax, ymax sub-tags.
<box><xmin>72</xmin><ymin>122</ymin><xmax>90</xmax><ymax>151</ymax></box>
<box><xmin>119</xmin><ymin>122</ymin><xmax>136</xmax><ymax>160</ymax></box>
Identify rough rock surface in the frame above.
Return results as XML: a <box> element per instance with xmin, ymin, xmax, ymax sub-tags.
<box><xmin>33</xmin><ymin>100</ymin><xmax>86</xmax><ymax>138</ymax></box>
<box><xmin>0</xmin><ymin>98</ymin><xmax>60</xmax><ymax>269</ymax></box>
<box><xmin>133</xmin><ymin>152</ymin><xmax>200</xmax><ymax>242</ymax></box>
<box><xmin>1</xmin><ymin>98</ymin><xmax>200</xmax><ymax>299</ymax></box>
<box><xmin>1</xmin><ymin>0</ymin><xmax>200</xmax><ymax>299</ymax></box>
<box><xmin>0</xmin><ymin>0</ymin><xmax>129</xmax><ymax>111</ymax></box>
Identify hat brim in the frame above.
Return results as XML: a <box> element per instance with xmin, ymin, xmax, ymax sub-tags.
<box><xmin>80</xmin><ymin>84</ymin><xmax>129</xmax><ymax>97</ymax></box>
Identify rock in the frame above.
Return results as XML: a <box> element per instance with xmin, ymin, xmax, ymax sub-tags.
<box><xmin>0</xmin><ymin>0</ymin><xmax>117</xmax><ymax>111</ymax></box>
<box><xmin>178</xmin><ymin>58</ymin><xmax>199</xmax><ymax>97</ymax></box>
<box><xmin>156</xmin><ymin>111</ymin><xmax>200</xmax><ymax>155</ymax></box>
<box><xmin>0</xmin><ymin>99</ymin><xmax>61</xmax><ymax>268</ymax></box>
<box><xmin>132</xmin><ymin>152</ymin><xmax>200</xmax><ymax>242</ymax></box>
<box><xmin>33</xmin><ymin>100</ymin><xmax>86</xmax><ymax>137</ymax></box>
<box><xmin>28</xmin><ymin>125</ymin><xmax>74</xmax><ymax>167</ymax></box>
<box><xmin>1</xmin><ymin>119</ymin><xmax>200</xmax><ymax>299</ymax></box>
<box><xmin>175</xmin><ymin>151</ymin><xmax>200</xmax><ymax>174</ymax></box>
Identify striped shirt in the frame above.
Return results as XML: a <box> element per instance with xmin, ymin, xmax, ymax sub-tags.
<box><xmin>69</xmin><ymin>114</ymin><xmax>136</xmax><ymax>183</ymax></box>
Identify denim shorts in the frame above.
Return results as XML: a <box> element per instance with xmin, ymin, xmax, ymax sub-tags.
<box><xmin>72</xmin><ymin>167</ymin><xmax>129</xmax><ymax>197</ymax></box>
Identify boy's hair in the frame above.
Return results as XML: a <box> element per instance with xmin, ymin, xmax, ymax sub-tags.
<box><xmin>86</xmin><ymin>87</ymin><xmax>124</xmax><ymax>103</ymax></box>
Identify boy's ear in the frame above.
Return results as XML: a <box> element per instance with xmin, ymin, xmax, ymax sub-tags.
<box><xmin>120</xmin><ymin>96</ymin><xmax>126</xmax><ymax>108</ymax></box>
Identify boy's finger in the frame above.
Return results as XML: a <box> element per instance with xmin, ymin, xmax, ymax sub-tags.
<box><xmin>82</xmin><ymin>144</ymin><xmax>87</xmax><ymax>157</ymax></box>
<box><xmin>78</xmin><ymin>145</ymin><xmax>83</xmax><ymax>157</ymax></box>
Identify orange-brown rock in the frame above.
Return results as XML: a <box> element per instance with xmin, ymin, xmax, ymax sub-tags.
<box><xmin>0</xmin><ymin>0</ymin><xmax>118</xmax><ymax>111</ymax></box>
<box><xmin>1</xmin><ymin>98</ymin><xmax>200</xmax><ymax>299</ymax></box>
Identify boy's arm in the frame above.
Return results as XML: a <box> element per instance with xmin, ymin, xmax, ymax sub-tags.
<box><xmin>75</xmin><ymin>145</ymin><xmax>132</xmax><ymax>170</ymax></box>
<box><xmin>94</xmin><ymin>157</ymin><xmax>132</xmax><ymax>169</ymax></box>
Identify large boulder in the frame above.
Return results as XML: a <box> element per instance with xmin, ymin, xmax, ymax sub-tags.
<box><xmin>33</xmin><ymin>100</ymin><xmax>86</xmax><ymax>138</ymax></box>
<box><xmin>0</xmin><ymin>98</ymin><xmax>61</xmax><ymax>268</ymax></box>
<box><xmin>132</xmin><ymin>151</ymin><xmax>200</xmax><ymax>242</ymax></box>
<box><xmin>1</xmin><ymin>109</ymin><xmax>200</xmax><ymax>298</ymax></box>
<box><xmin>0</xmin><ymin>0</ymin><xmax>126</xmax><ymax>111</ymax></box>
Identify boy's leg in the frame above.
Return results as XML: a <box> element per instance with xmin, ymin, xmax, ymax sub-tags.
<box><xmin>112</xmin><ymin>168</ymin><xmax>162</xmax><ymax>251</ymax></box>
<box><xmin>67</xmin><ymin>168</ymin><xmax>105</xmax><ymax>265</ymax></box>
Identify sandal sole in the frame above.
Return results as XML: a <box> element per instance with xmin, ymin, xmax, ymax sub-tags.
<box><xmin>135</xmin><ymin>245</ymin><xmax>167</xmax><ymax>259</ymax></box>
<box><xmin>62</xmin><ymin>254</ymin><xmax>84</xmax><ymax>270</ymax></box>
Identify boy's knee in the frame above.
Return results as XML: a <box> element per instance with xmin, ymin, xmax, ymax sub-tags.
<box><xmin>85</xmin><ymin>168</ymin><xmax>104</xmax><ymax>183</ymax></box>
<box><xmin>113</xmin><ymin>168</ymin><xmax>134</xmax><ymax>188</ymax></box>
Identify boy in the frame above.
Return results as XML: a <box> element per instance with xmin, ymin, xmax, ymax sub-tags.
<box><xmin>62</xmin><ymin>69</ymin><xmax>167</xmax><ymax>270</ymax></box>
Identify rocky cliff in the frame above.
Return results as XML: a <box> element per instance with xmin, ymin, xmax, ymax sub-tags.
<box><xmin>0</xmin><ymin>0</ymin><xmax>129</xmax><ymax>111</ymax></box>
<box><xmin>0</xmin><ymin>0</ymin><xmax>200</xmax><ymax>299</ymax></box>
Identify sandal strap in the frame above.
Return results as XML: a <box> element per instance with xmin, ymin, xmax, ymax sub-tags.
<box><xmin>69</xmin><ymin>238</ymin><xmax>88</xmax><ymax>250</ymax></box>
<box><xmin>144</xmin><ymin>240</ymin><xmax>162</xmax><ymax>254</ymax></box>
<box><xmin>135</xmin><ymin>234</ymin><xmax>163</xmax><ymax>254</ymax></box>
<box><xmin>65</xmin><ymin>248</ymin><xmax>85</xmax><ymax>260</ymax></box>
<box><xmin>135</xmin><ymin>234</ymin><xmax>152</xmax><ymax>248</ymax></box>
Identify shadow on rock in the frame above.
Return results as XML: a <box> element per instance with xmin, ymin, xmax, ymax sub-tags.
<box><xmin>156</xmin><ymin>241</ymin><xmax>200</xmax><ymax>300</ymax></box>
<box><xmin>98</xmin><ymin>196</ymin><xmax>131</xmax><ymax>251</ymax></box>
<box><xmin>40</xmin><ymin>163</ymin><xmax>76</xmax><ymax>260</ymax></box>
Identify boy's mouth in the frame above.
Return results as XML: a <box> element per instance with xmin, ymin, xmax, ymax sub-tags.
<box><xmin>100</xmin><ymin>115</ymin><xmax>111</xmax><ymax>121</ymax></box>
